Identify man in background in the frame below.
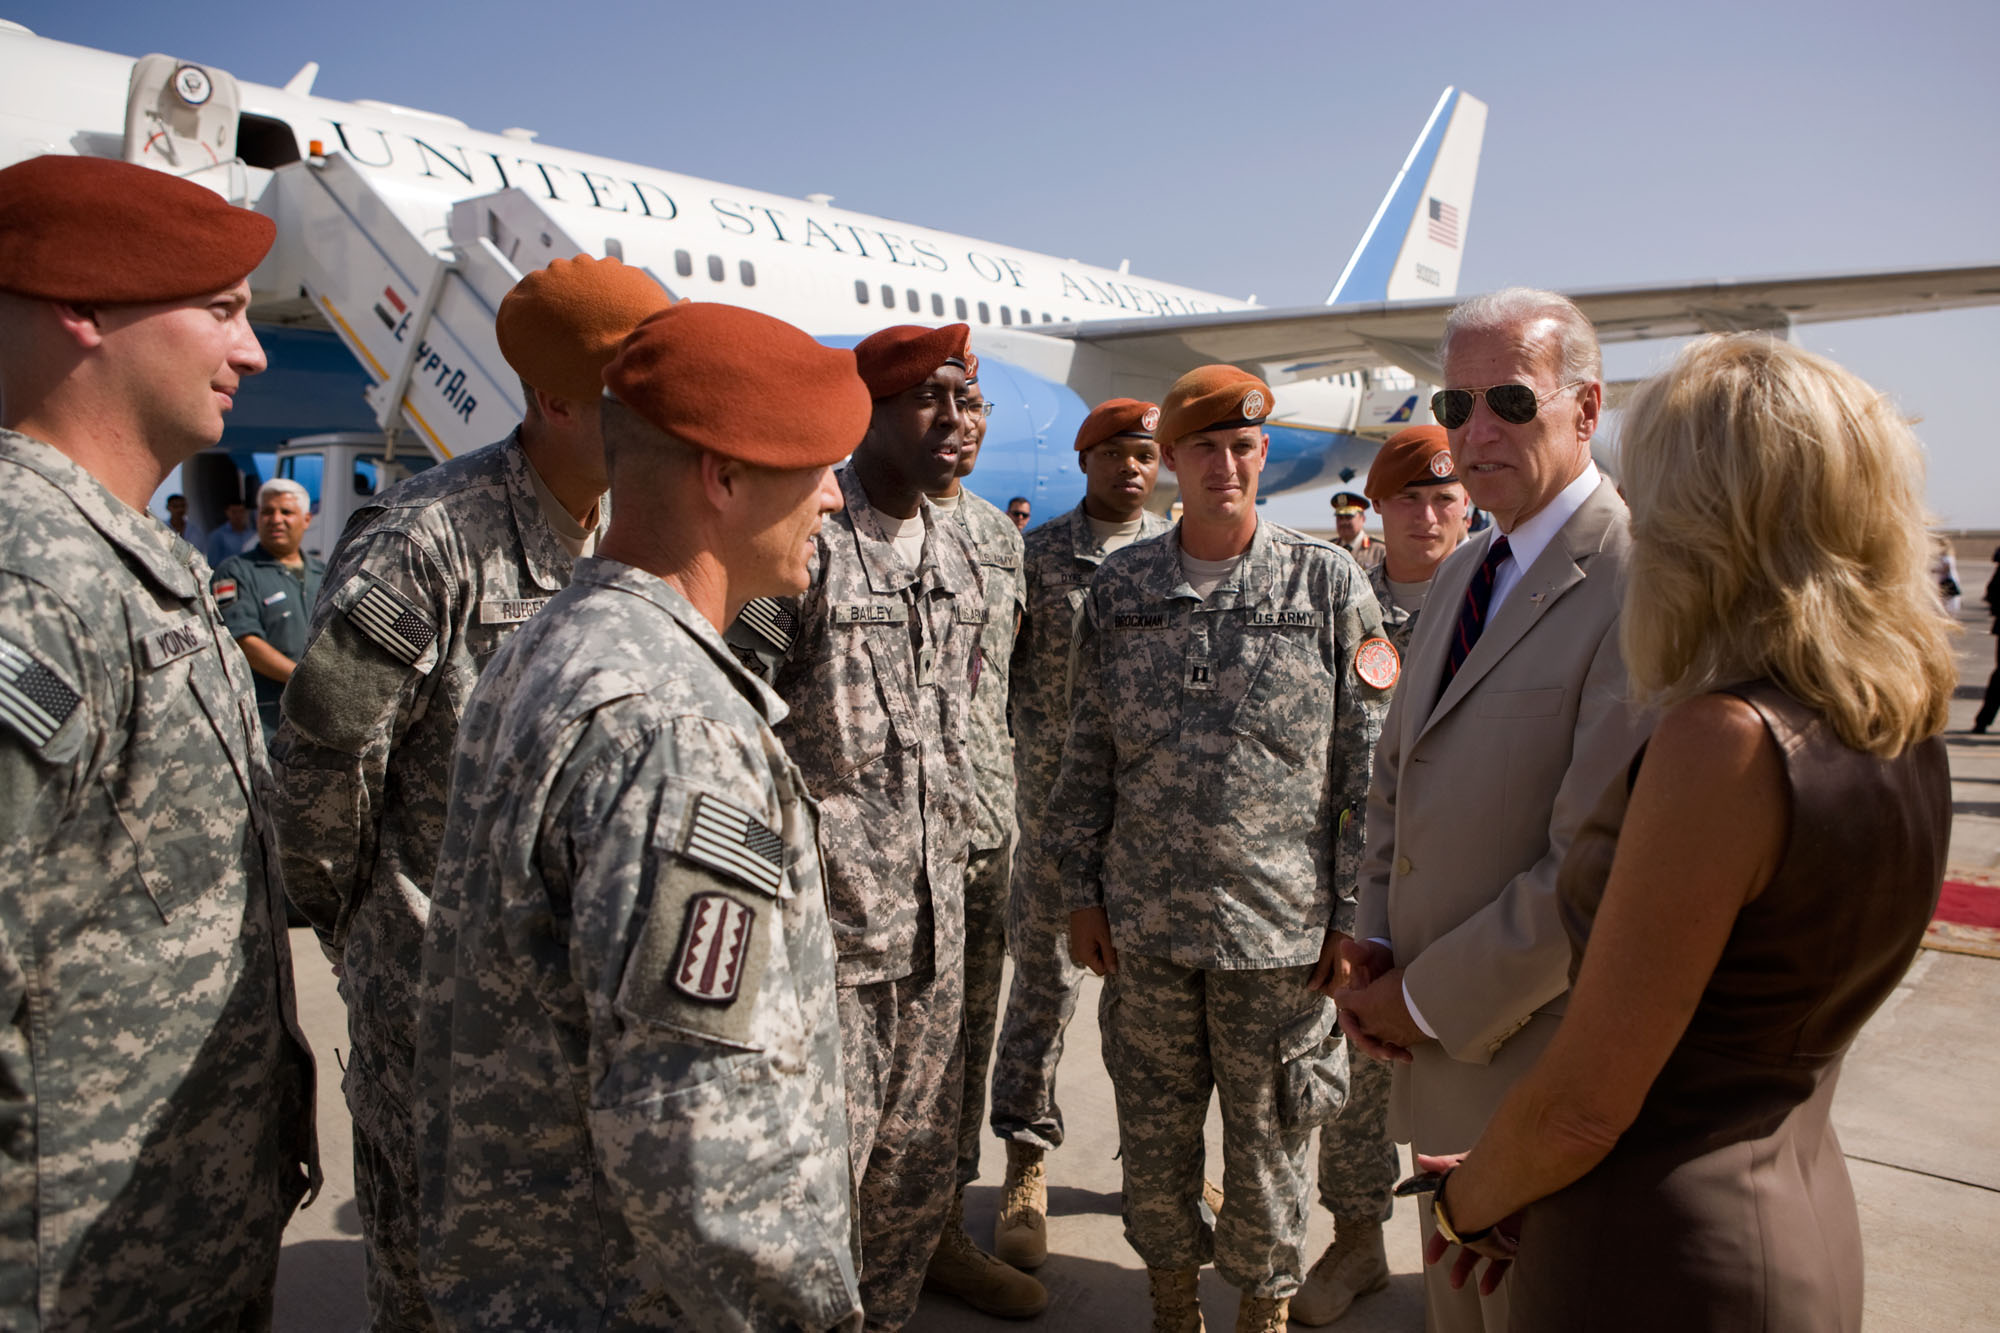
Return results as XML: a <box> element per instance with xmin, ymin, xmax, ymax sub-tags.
<box><xmin>988</xmin><ymin>398</ymin><xmax>1170</xmax><ymax>1269</ymax></box>
<box><xmin>205</xmin><ymin>498</ymin><xmax>258</xmax><ymax>566</ymax></box>
<box><xmin>921</xmin><ymin>362</ymin><xmax>1042</xmax><ymax>1316</ymax></box>
<box><xmin>212</xmin><ymin>478</ymin><xmax>323</xmax><ymax>740</ymax></box>
<box><xmin>1330</xmin><ymin>490</ymin><xmax>1384</xmax><ymax>571</ymax></box>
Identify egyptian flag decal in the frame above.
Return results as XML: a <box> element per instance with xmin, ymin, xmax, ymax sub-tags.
<box><xmin>672</xmin><ymin>893</ymin><xmax>754</xmax><ymax>1004</ymax></box>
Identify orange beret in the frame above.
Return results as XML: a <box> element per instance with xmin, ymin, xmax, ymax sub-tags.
<box><xmin>0</xmin><ymin>154</ymin><xmax>274</xmax><ymax>303</ymax></box>
<box><xmin>853</xmin><ymin>323</ymin><xmax>971</xmax><ymax>398</ymax></box>
<box><xmin>496</xmin><ymin>254</ymin><xmax>672</xmax><ymax>402</ymax></box>
<box><xmin>603</xmin><ymin>303</ymin><xmax>870</xmax><ymax>469</ymax></box>
<box><xmin>1075</xmin><ymin>398</ymin><xmax>1160</xmax><ymax>452</ymax></box>
<box><xmin>1155</xmin><ymin>365</ymin><xmax>1273</xmax><ymax>447</ymax></box>
<box><xmin>1364</xmin><ymin>425</ymin><xmax>1458</xmax><ymax>501</ymax></box>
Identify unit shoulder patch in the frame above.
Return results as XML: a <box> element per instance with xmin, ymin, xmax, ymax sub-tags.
<box><xmin>672</xmin><ymin>893</ymin><xmax>755</xmax><ymax>1004</ymax></box>
<box><xmin>1355</xmin><ymin>636</ymin><xmax>1400</xmax><ymax>691</ymax></box>
<box><xmin>0</xmin><ymin>633</ymin><xmax>80</xmax><ymax>750</ymax></box>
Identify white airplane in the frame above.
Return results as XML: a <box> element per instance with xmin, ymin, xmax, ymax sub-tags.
<box><xmin>4</xmin><ymin>20</ymin><xmax>1998</xmax><ymax>552</ymax></box>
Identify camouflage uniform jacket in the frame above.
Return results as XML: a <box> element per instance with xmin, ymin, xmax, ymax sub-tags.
<box><xmin>1048</xmin><ymin>520</ymin><xmax>1390</xmax><ymax>968</ymax></box>
<box><xmin>1009</xmin><ymin>504</ymin><xmax>1173</xmax><ymax>825</ymax></box>
<box><xmin>946</xmin><ymin>489</ymin><xmax>1025</xmax><ymax>851</ymax></box>
<box><xmin>271</xmin><ymin>429</ymin><xmax>579</xmax><ymax>1047</ymax></box>
<box><xmin>0</xmin><ymin>430</ymin><xmax>317</xmax><ymax>1329</ymax></box>
<box><xmin>728</xmin><ymin>465</ymin><xmax>984</xmax><ymax>986</ymax></box>
<box><xmin>415</xmin><ymin>559</ymin><xmax>860</xmax><ymax>1332</ymax></box>
<box><xmin>1367</xmin><ymin>557</ymin><xmax>1420</xmax><ymax>657</ymax></box>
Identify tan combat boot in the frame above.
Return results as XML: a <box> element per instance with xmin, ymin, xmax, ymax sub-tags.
<box><xmin>1146</xmin><ymin>1265</ymin><xmax>1204</xmax><ymax>1333</ymax></box>
<box><xmin>924</xmin><ymin>1192</ymin><xmax>1048</xmax><ymax>1318</ymax></box>
<box><xmin>994</xmin><ymin>1141</ymin><xmax>1049</xmax><ymax>1269</ymax></box>
<box><xmin>1233</xmin><ymin>1293</ymin><xmax>1290</xmax><ymax>1333</ymax></box>
<box><xmin>1288</xmin><ymin>1216</ymin><xmax>1390</xmax><ymax>1325</ymax></box>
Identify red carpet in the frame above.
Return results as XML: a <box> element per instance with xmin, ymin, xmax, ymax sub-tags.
<box><xmin>1927</xmin><ymin>880</ymin><xmax>2000</xmax><ymax>958</ymax></box>
<box><xmin>1936</xmin><ymin>880</ymin><xmax>2000</xmax><ymax>929</ymax></box>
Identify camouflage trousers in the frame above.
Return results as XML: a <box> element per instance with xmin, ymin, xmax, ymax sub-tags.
<box><xmin>1100</xmin><ymin>955</ymin><xmax>1349</xmax><ymax>1297</ymax></box>
<box><xmin>341</xmin><ymin>905</ymin><xmax>438</xmax><ymax>1333</ymax></box>
<box><xmin>955</xmin><ymin>840</ymin><xmax>1013</xmax><ymax>1189</ymax></box>
<box><xmin>838</xmin><ymin>951</ymin><xmax>965</xmax><ymax>1332</ymax></box>
<box><xmin>1315</xmin><ymin>1043</ymin><xmax>1397</xmax><ymax>1221</ymax></box>
<box><xmin>988</xmin><ymin>827</ymin><xmax>1087</xmax><ymax>1151</ymax></box>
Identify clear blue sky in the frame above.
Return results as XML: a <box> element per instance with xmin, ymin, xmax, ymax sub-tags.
<box><xmin>15</xmin><ymin>0</ymin><xmax>1997</xmax><ymax>524</ymax></box>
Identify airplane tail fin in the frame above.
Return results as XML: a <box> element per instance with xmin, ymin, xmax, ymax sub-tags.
<box><xmin>1326</xmin><ymin>88</ymin><xmax>1487</xmax><ymax>306</ymax></box>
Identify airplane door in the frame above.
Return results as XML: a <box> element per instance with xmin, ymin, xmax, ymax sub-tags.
<box><xmin>124</xmin><ymin>53</ymin><xmax>244</xmax><ymax>196</ymax></box>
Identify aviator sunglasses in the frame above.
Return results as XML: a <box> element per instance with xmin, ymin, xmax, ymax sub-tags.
<box><xmin>1431</xmin><ymin>381</ymin><xmax>1584</xmax><ymax>429</ymax></box>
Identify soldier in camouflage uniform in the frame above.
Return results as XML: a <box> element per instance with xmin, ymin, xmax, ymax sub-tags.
<box><xmin>1050</xmin><ymin>367</ymin><xmax>1393</xmax><ymax>1333</ymax></box>
<box><xmin>918</xmin><ymin>367</ymin><xmax>1043</xmax><ymax>1316</ymax></box>
<box><xmin>414</xmin><ymin>304</ymin><xmax>868</xmax><ymax>1330</ymax></box>
<box><xmin>729</xmin><ymin>323</ymin><xmax>997</xmax><ymax>1330</ymax></box>
<box><xmin>0</xmin><ymin>154</ymin><xmax>316</xmax><ymax>1330</ymax></box>
<box><xmin>1294</xmin><ymin>425</ymin><xmax>1467</xmax><ymax>1325</ymax></box>
<box><xmin>271</xmin><ymin>256</ymin><xmax>670</xmax><ymax>1331</ymax></box>
<box><xmin>989</xmin><ymin>398</ymin><xmax>1171</xmax><ymax>1268</ymax></box>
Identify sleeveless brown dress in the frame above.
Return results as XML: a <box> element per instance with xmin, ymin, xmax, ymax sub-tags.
<box><xmin>1508</xmin><ymin>681</ymin><xmax>1950</xmax><ymax>1332</ymax></box>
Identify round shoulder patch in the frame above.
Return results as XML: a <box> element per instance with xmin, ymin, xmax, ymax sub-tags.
<box><xmin>1429</xmin><ymin>450</ymin><xmax>1455</xmax><ymax>478</ymax></box>
<box><xmin>1355</xmin><ymin>636</ymin><xmax>1400</xmax><ymax>690</ymax></box>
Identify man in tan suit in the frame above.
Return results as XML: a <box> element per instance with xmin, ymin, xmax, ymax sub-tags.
<box><xmin>1334</xmin><ymin>287</ymin><xmax>1650</xmax><ymax>1332</ymax></box>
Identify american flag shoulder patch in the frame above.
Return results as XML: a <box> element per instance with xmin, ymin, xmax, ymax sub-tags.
<box><xmin>681</xmin><ymin>792</ymin><xmax>784</xmax><ymax>897</ymax></box>
<box><xmin>0</xmin><ymin>633</ymin><xmax>80</xmax><ymax>751</ymax></box>
<box><xmin>344</xmin><ymin>577</ymin><xmax>437</xmax><ymax>666</ymax></box>
<box><xmin>672</xmin><ymin>892</ymin><xmax>755</xmax><ymax>1004</ymax></box>
<box><xmin>734</xmin><ymin>597</ymin><xmax>797</xmax><ymax>654</ymax></box>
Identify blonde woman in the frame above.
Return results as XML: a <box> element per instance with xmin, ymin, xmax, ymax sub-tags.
<box><xmin>1414</xmin><ymin>334</ymin><xmax>1954</xmax><ymax>1331</ymax></box>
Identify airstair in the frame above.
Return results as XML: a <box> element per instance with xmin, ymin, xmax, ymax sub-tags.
<box><xmin>122</xmin><ymin>51</ymin><xmax>670</xmax><ymax>467</ymax></box>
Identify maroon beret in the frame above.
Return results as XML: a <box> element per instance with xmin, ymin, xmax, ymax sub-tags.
<box><xmin>603</xmin><ymin>303</ymin><xmax>871</xmax><ymax>469</ymax></box>
<box><xmin>0</xmin><ymin>154</ymin><xmax>275</xmax><ymax>303</ymax></box>
<box><xmin>853</xmin><ymin>323</ymin><xmax>971</xmax><ymax>399</ymax></box>
<box><xmin>1364</xmin><ymin>425</ymin><xmax>1457</xmax><ymax>501</ymax></box>
<box><xmin>1155</xmin><ymin>365</ymin><xmax>1272</xmax><ymax>447</ymax></box>
<box><xmin>496</xmin><ymin>255</ymin><xmax>673</xmax><ymax>402</ymax></box>
<box><xmin>1075</xmin><ymin>398</ymin><xmax>1160</xmax><ymax>452</ymax></box>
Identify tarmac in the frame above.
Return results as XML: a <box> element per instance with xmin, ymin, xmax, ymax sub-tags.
<box><xmin>273</xmin><ymin>555</ymin><xmax>2000</xmax><ymax>1333</ymax></box>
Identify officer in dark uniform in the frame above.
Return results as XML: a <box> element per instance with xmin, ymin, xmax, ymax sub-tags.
<box><xmin>212</xmin><ymin>477</ymin><xmax>325</xmax><ymax>738</ymax></box>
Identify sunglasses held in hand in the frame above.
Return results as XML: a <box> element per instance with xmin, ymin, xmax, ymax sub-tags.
<box><xmin>1432</xmin><ymin>380</ymin><xmax>1585</xmax><ymax>429</ymax></box>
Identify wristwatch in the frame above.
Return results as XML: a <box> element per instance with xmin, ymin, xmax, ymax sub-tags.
<box><xmin>1432</xmin><ymin>1171</ymin><xmax>1493</xmax><ymax>1247</ymax></box>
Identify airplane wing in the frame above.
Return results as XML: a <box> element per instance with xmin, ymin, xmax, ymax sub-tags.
<box><xmin>1044</xmin><ymin>263</ymin><xmax>2000</xmax><ymax>385</ymax></box>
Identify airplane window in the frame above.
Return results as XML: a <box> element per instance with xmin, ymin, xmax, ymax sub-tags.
<box><xmin>856</xmin><ymin>280</ymin><xmax>870</xmax><ymax>304</ymax></box>
<box><xmin>956</xmin><ymin>298</ymin><xmax>969</xmax><ymax>320</ymax></box>
<box><xmin>1042</xmin><ymin>313</ymin><xmax>1053</xmax><ymax>323</ymax></box>
<box><xmin>880</xmin><ymin>284</ymin><xmax>895</xmax><ymax>308</ymax></box>
<box><xmin>1020</xmin><ymin>308</ymin><xmax>1031</xmax><ymax>325</ymax></box>
<box><xmin>739</xmin><ymin>260</ymin><xmax>756</xmax><ymax>287</ymax></box>
<box><xmin>977</xmin><ymin>301</ymin><xmax>990</xmax><ymax>324</ymax></box>
<box><xmin>931</xmin><ymin>294</ymin><xmax>944</xmax><ymax>317</ymax></box>
<box><xmin>906</xmin><ymin>289</ymin><xmax>920</xmax><ymax>312</ymax></box>
<box><xmin>675</xmin><ymin>250</ymin><xmax>693</xmax><ymax>278</ymax></box>
<box><xmin>1000</xmin><ymin>306</ymin><xmax>1013</xmax><ymax>326</ymax></box>
<box><xmin>707</xmin><ymin>255</ymin><xmax>725</xmax><ymax>282</ymax></box>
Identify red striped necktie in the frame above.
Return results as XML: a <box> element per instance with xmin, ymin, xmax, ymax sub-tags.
<box><xmin>1444</xmin><ymin>535</ymin><xmax>1511</xmax><ymax>685</ymax></box>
